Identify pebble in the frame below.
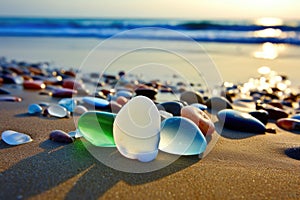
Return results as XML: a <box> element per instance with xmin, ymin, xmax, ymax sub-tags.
<box><xmin>1</xmin><ymin>130</ymin><xmax>33</xmax><ymax>145</ymax></box>
<box><xmin>58</xmin><ymin>98</ymin><xmax>76</xmax><ymax>112</ymax></box>
<box><xmin>78</xmin><ymin>111</ymin><xmax>116</xmax><ymax>147</ymax></box>
<box><xmin>116</xmin><ymin>90</ymin><xmax>133</xmax><ymax>99</ymax></box>
<box><xmin>73</xmin><ymin>105</ymin><xmax>88</xmax><ymax>115</ymax></box>
<box><xmin>82</xmin><ymin>96</ymin><xmax>110</xmax><ymax>109</ymax></box>
<box><xmin>206</xmin><ymin>96</ymin><xmax>233</xmax><ymax>112</ymax></box>
<box><xmin>0</xmin><ymin>88</ymin><xmax>10</xmax><ymax>94</ymax></box>
<box><xmin>217</xmin><ymin>109</ymin><xmax>266</xmax><ymax>133</ymax></box>
<box><xmin>191</xmin><ymin>103</ymin><xmax>207</xmax><ymax>111</ymax></box>
<box><xmin>276</xmin><ymin>118</ymin><xmax>300</xmax><ymax>131</ymax></box>
<box><xmin>157</xmin><ymin>101</ymin><xmax>184</xmax><ymax>116</ymax></box>
<box><xmin>159</xmin><ymin>117</ymin><xmax>207</xmax><ymax>155</ymax></box>
<box><xmin>135</xmin><ymin>88</ymin><xmax>158</xmax><ymax>100</ymax></box>
<box><xmin>181</xmin><ymin>106</ymin><xmax>215</xmax><ymax>136</ymax></box>
<box><xmin>116</xmin><ymin>96</ymin><xmax>128</xmax><ymax>106</ymax></box>
<box><xmin>285</xmin><ymin>147</ymin><xmax>300</xmax><ymax>160</ymax></box>
<box><xmin>49</xmin><ymin>130</ymin><xmax>74</xmax><ymax>143</ymax></box>
<box><xmin>249</xmin><ymin>110</ymin><xmax>269</xmax><ymax>125</ymax></box>
<box><xmin>256</xmin><ymin>103</ymin><xmax>288</xmax><ymax>120</ymax></box>
<box><xmin>52</xmin><ymin>88</ymin><xmax>77</xmax><ymax>98</ymax></box>
<box><xmin>159</xmin><ymin>110</ymin><xmax>173</xmax><ymax>121</ymax></box>
<box><xmin>108</xmin><ymin>101</ymin><xmax>122</xmax><ymax>113</ymax></box>
<box><xmin>180</xmin><ymin>91</ymin><xmax>204</xmax><ymax>105</ymax></box>
<box><xmin>28</xmin><ymin>104</ymin><xmax>43</xmax><ymax>115</ymax></box>
<box><xmin>0</xmin><ymin>96</ymin><xmax>22</xmax><ymax>102</ymax></box>
<box><xmin>23</xmin><ymin>80</ymin><xmax>46</xmax><ymax>90</ymax></box>
<box><xmin>114</xmin><ymin>96</ymin><xmax>160</xmax><ymax>162</ymax></box>
<box><xmin>1</xmin><ymin>75</ymin><xmax>23</xmax><ymax>84</ymax></box>
<box><xmin>47</xmin><ymin>104</ymin><xmax>68</xmax><ymax>118</ymax></box>
<box><xmin>291</xmin><ymin>114</ymin><xmax>300</xmax><ymax>120</ymax></box>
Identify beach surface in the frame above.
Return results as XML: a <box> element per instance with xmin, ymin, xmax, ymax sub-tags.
<box><xmin>0</xmin><ymin>87</ymin><xmax>299</xmax><ymax>199</ymax></box>
<box><xmin>0</xmin><ymin>37</ymin><xmax>300</xmax><ymax>199</ymax></box>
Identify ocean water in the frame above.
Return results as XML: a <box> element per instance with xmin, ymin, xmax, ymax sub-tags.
<box><xmin>0</xmin><ymin>17</ymin><xmax>300</xmax><ymax>45</ymax></box>
<box><xmin>1</xmin><ymin>17</ymin><xmax>300</xmax><ymax>88</ymax></box>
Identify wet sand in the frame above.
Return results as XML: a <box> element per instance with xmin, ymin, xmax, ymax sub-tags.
<box><xmin>0</xmin><ymin>86</ymin><xmax>299</xmax><ymax>199</ymax></box>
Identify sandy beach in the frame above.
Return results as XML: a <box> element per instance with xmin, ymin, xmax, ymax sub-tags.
<box><xmin>0</xmin><ymin>86</ymin><xmax>299</xmax><ymax>199</ymax></box>
<box><xmin>0</xmin><ymin>37</ymin><xmax>300</xmax><ymax>199</ymax></box>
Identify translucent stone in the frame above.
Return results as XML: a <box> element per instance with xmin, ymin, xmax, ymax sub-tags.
<box><xmin>74</xmin><ymin>105</ymin><xmax>88</xmax><ymax>115</ymax></box>
<box><xmin>47</xmin><ymin>104</ymin><xmax>68</xmax><ymax>118</ymax></box>
<box><xmin>28</xmin><ymin>104</ymin><xmax>43</xmax><ymax>114</ymax></box>
<box><xmin>1</xmin><ymin>130</ymin><xmax>33</xmax><ymax>145</ymax></box>
<box><xmin>58</xmin><ymin>98</ymin><xmax>76</xmax><ymax>112</ymax></box>
<box><xmin>159</xmin><ymin>117</ymin><xmax>207</xmax><ymax>155</ymax></box>
<box><xmin>82</xmin><ymin>96</ymin><xmax>109</xmax><ymax>108</ymax></box>
<box><xmin>116</xmin><ymin>90</ymin><xmax>133</xmax><ymax>99</ymax></box>
<box><xmin>68</xmin><ymin>129</ymin><xmax>82</xmax><ymax>138</ymax></box>
<box><xmin>114</xmin><ymin>96</ymin><xmax>160</xmax><ymax>162</ymax></box>
<box><xmin>78</xmin><ymin>111</ymin><xmax>116</xmax><ymax>147</ymax></box>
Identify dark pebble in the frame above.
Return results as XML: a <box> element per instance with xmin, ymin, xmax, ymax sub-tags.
<box><xmin>285</xmin><ymin>147</ymin><xmax>300</xmax><ymax>160</ymax></box>
<box><xmin>180</xmin><ymin>91</ymin><xmax>204</xmax><ymax>105</ymax></box>
<box><xmin>135</xmin><ymin>88</ymin><xmax>158</xmax><ymax>100</ymax></box>
<box><xmin>157</xmin><ymin>101</ymin><xmax>184</xmax><ymax>116</ymax></box>
<box><xmin>249</xmin><ymin>110</ymin><xmax>269</xmax><ymax>125</ymax></box>
<box><xmin>49</xmin><ymin>130</ymin><xmax>74</xmax><ymax>143</ymax></box>
<box><xmin>205</xmin><ymin>96</ymin><xmax>233</xmax><ymax>112</ymax></box>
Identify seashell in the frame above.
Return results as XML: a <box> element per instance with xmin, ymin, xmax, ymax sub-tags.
<box><xmin>157</xmin><ymin>101</ymin><xmax>184</xmax><ymax>116</ymax></box>
<box><xmin>0</xmin><ymin>96</ymin><xmax>22</xmax><ymax>102</ymax></box>
<box><xmin>180</xmin><ymin>91</ymin><xmax>204</xmax><ymax>105</ymax></box>
<box><xmin>1</xmin><ymin>130</ymin><xmax>32</xmax><ymax>145</ymax></box>
<box><xmin>159</xmin><ymin>117</ymin><xmax>207</xmax><ymax>155</ymax></box>
<box><xmin>58</xmin><ymin>98</ymin><xmax>76</xmax><ymax>112</ymax></box>
<box><xmin>249</xmin><ymin>110</ymin><xmax>269</xmax><ymax>125</ymax></box>
<box><xmin>113</xmin><ymin>96</ymin><xmax>160</xmax><ymax>162</ymax></box>
<box><xmin>49</xmin><ymin>130</ymin><xmax>74</xmax><ymax>143</ymax></box>
<box><xmin>47</xmin><ymin>104</ymin><xmax>68</xmax><ymax>118</ymax></box>
<box><xmin>82</xmin><ymin>96</ymin><xmax>109</xmax><ymax>109</ymax></box>
<box><xmin>217</xmin><ymin>109</ymin><xmax>266</xmax><ymax>133</ymax></box>
<box><xmin>276</xmin><ymin>118</ymin><xmax>300</xmax><ymax>131</ymax></box>
<box><xmin>28</xmin><ymin>104</ymin><xmax>43</xmax><ymax>115</ymax></box>
<box><xmin>78</xmin><ymin>111</ymin><xmax>116</xmax><ymax>147</ymax></box>
<box><xmin>181</xmin><ymin>106</ymin><xmax>215</xmax><ymax>136</ymax></box>
<box><xmin>206</xmin><ymin>96</ymin><xmax>233</xmax><ymax>112</ymax></box>
<box><xmin>23</xmin><ymin>80</ymin><xmax>46</xmax><ymax>90</ymax></box>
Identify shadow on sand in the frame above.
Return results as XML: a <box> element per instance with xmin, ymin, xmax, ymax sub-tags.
<box><xmin>0</xmin><ymin>139</ymin><xmax>199</xmax><ymax>199</ymax></box>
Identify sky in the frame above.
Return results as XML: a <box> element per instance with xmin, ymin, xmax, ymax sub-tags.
<box><xmin>0</xmin><ymin>0</ymin><xmax>299</xmax><ymax>20</ymax></box>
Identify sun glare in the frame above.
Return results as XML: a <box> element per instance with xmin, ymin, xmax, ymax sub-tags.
<box><xmin>253</xmin><ymin>42</ymin><xmax>284</xmax><ymax>60</ymax></box>
<box><xmin>255</xmin><ymin>17</ymin><xmax>283</xmax><ymax>26</ymax></box>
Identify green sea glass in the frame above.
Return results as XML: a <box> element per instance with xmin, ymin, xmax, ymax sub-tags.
<box><xmin>78</xmin><ymin>111</ymin><xmax>116</xmax><ymax>147</ymax></box>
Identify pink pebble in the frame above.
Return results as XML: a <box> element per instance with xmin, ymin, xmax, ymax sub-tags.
<box><xmin>181</xmin><ymin>106</ymin><xmax>215</xmax><ymax>136</ymax></box>
<box><xmin>116</xmin><ymin>96</ymin><xmax>128</xmax><ymax>106</ymax></box>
